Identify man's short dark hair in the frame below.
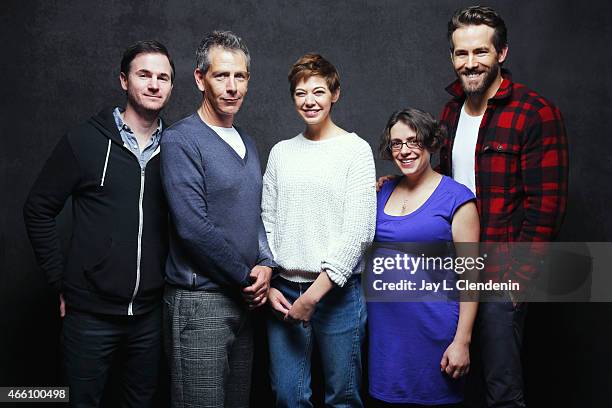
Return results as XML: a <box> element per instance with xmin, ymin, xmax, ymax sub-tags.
<box><xmin>195</xmin><ymin>31</ymin><xmax>250</xmax><ymax>74</ymax></box>
<box><xmin>447</xmin><ymin>5</ymin><xmax>508</xmax><ymax>53</ymax></box>
<box><xmin>379</xmin><ymin>108</ymin><xmax>445</xmax><ymax>160</ymax></box>
<box><xmin>120</xmin><ymin>40</ymin><xmax>175</xmax><ymax>82</ymax></box>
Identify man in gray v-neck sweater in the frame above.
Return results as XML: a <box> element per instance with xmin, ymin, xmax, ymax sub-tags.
<box><xmin>160</xmin><ymin>31</ymin><xmax>275</xmax><ymax>408</ymax></box>
<box><xmin>161</xmin><ymin>114</ymin><xmax>274</xmax><ymax>291</ymax></box>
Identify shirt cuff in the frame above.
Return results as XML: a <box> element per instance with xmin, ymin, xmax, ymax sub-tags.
<box><xmin>257</xmin><ymin>258</ymin><xmax>277</xmax><ymax>268</ymax></box>
<box><xmin>323</xmin><ymin>266</ymin><xmax>348</xmax><ymax>288</ymax></box>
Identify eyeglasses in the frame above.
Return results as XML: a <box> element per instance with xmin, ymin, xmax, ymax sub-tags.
<box><xmin>389</xmin><ymin>139</ymin><xmax>422</xmax><ymax>151</ymax></box>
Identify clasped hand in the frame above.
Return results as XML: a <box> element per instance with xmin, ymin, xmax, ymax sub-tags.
<box><xmin>268</xmin><ymin>287</ymin><xmax>316</xmax><ymax>327</ymax></box>
<box><xmin>242</xmin><ymin>266</ymin><xmax>272</xmax><ymax>309</ymax></box>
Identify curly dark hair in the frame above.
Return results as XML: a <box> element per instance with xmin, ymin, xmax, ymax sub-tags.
<box><xmin>379</xmin><ymin>108</ymin><xmax>446</xmax><ymax>160</ymax></box>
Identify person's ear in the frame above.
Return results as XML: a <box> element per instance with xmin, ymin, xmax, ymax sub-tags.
<box><xmin>120</xmin><ymin>72</ymin><xmax>128</xmax><ymax>91</ymax></box>
<box><xmin>331</xmin><ymin>87</ymin><xmax>340</xmax><ymax>104</ymax></box>
<box><xmin>497</xmin><ymin>45</ymin><xmax>509</xmax><ymax>64</ymax></box>
<box><xmin>194</xmin><ymin>68</ymin><xmax>206</xmax><ymax>92</ymax></box>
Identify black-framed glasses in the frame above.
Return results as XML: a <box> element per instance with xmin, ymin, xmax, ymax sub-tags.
<box><xmin>389</xmin><ymin>139</ymin><xmax>422</xmax><ymax>151</ymax></box>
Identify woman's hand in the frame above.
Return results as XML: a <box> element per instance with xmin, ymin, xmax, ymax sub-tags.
<box><xmin>440</xmin><ymin>340</ymin><xmax>470</xmax><ymax>379</ymax></box>
<box><xmin>287</xmin><ymin>293</ymin><xmax>317</xmax><ymax>327</ymax></box>
<box><xmin>268</xmin><ymin>287</ymin><xmax>292</xmax><ymax>320</ymax></box>
<box><xmin>376</xmin><ymin>174</ymin><xmax>397</xmax><ymax>192</ymax></box>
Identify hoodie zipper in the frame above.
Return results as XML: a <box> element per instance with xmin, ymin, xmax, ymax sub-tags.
<box><xmin>127</xmin><ymin>145</ymin><xmax>161</xmax><ymax>315</ymax></box>
<box><xmin>128</xmin><ymin>167</ymin><xmax>145</xmax><ymax>316</ymax></box>
<box><xmin>91</xmin><ymin>114</ymin><xmax>161</xmax><ymax>316</ymax></box>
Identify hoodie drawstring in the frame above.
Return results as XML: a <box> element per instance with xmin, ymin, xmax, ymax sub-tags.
<box><xmin>100</xmin><ymin>139</ymin><xmax>111</xmax><ymax>186</ymax></box>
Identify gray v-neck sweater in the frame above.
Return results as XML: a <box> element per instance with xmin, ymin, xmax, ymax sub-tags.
<box><xmin>160</xmin><ymin>113</ymin><xmax>275</xmax><ymax>291</ymax></box>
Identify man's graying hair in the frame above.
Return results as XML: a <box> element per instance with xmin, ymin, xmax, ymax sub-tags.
<box><xmin>196</xmin><ymin>30</ymin><xmax>251</xmax><ymax>73</ymax></box>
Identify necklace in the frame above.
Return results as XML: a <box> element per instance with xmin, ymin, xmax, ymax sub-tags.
<box><xmin>396</xmin><ymin>174</ymin><xmax>439</xmax><ymax>215</ymax></box>
<box><xmin>400</xmin><ymin>198</ymin><xmax>411</xmax><ymax>215</ymax></box>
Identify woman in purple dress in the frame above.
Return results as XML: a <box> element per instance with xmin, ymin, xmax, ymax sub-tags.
<box><xmin>368</xmin><ymin>108</ymin><xmax>480</xmax><ymax>407</ymax></box>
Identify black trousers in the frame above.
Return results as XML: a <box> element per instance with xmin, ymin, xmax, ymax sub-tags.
<box><xmin>61</xmin><ymin>306</ymin><xmax>162</xmax><ymax>408</ymax></box>
<box><xmin>465</xmin><ymin>301</ymin><xmax>528</xmax><ymax>408</ymax></box>
<box><xmin>367</xmin><ymin>396</ymin><xmax>462</xmax><ymax>407</ymax></box>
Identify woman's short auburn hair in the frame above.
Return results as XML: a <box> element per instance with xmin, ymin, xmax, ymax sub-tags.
<box><xmin>379</xmin><ymin>108</ymin><xmax>446</xmax><ymax>160</ymax></box>
<box><xmin>288</xmin><ymin>53</ymin><xmax>340</xmax><ymax>96</ymax></box>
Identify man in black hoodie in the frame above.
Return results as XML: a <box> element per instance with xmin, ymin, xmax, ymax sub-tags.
<box><xmin>24</xmin><ymin>40</ymin><xmax>174</xmax><ymax>407</ymax></box>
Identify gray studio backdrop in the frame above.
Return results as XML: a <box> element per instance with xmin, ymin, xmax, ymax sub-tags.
<box><xmin>2</xmin><ymin>0</ymin><xmax>611</xmax><ymax>406</ymax></box>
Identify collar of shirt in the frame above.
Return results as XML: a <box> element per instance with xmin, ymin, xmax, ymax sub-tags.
<box><xmin>112</xmin><ymin>107</ymin><xmax>163</xmax><ymax>150</ymax></box>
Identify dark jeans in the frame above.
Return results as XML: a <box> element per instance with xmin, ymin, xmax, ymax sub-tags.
<box><xmin>465</xmin><ymin>300</ymin><xmax>528</xmax><ymax>408</ymax></box>
<box><xmin>61</xmin><ymin>307</ymin><xmax>162</xmax><ymax>408</ymax></box>
<box><xmin>267</xmin><ymin>276</ymin><xmax>367</xmax><ymax>408</ymax></box>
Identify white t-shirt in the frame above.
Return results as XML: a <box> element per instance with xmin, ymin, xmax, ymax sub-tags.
<box><xmin>206</xmin><ymin>122</ymin><xmax>246</xmax><ymax>159</ymax></box>
<box><xmin>452</xmin><ymin>103</ymin><xmax>483</xmax><ymax>195</ymax></box>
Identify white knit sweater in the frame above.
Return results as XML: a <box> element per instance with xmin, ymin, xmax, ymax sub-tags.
<box><xmin>261</xmin><ymin>132</ymin><xmax>376</xmax><ymax>287</ymax></box>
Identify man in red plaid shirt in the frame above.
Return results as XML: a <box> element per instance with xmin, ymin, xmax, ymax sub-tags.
<box><xmin>439</xmin><ymin>6</ymin><xmax>569</xmax><ymax>408</ymax></box>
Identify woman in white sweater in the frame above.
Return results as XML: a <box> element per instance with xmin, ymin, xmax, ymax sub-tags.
<box><xmin>262</xmin><ymin>54</ymin><xmax>376</xmax><ymax>407</ymax></box>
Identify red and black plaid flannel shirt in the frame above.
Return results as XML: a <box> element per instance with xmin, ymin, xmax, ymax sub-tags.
<box><xmin>439</xmin><ymin>70</ymin><xmax>569</xmax><ymax>285</ymax></box>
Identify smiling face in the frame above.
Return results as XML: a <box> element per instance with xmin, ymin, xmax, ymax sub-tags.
<box><xmin>292</xmin><ymin>75</ymin><xmax>339</xmax><ymax>127</ymax></box>
<box><xmin>120</xmin><ymin>52</ymin><xmax>173</xmax><ymax>114</ymax></box>
<box><xmin>195</xmin><ymin>47</ymin><xmax>249</xmax><ymax>125</ymax></box>
<box><xmin>451</xmin><ymin>24</ymin><xmax>507</xmax><ymax>97</ymax></box>
<box><xmin>390</xmin><ymin>121</ymin><xmax>431</xmax><ymax>178</ymax></box>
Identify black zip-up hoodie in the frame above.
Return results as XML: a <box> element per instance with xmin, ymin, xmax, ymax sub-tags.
<box><xmin>24</xmin><ymin>107</ymin><xmax>168</xmax><ymax>315</ymax></box>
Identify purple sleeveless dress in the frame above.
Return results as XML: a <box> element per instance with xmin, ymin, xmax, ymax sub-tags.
<box><xmin>367</xmin><ymin>175</ymin><xmax>475</xmax><ymax>404</ymax></box>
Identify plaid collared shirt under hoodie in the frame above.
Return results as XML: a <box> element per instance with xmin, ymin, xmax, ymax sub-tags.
<box><xmin>439</xmin><ymin>70</ymin><xmax>569</xmax><ymax>285</ymax></box>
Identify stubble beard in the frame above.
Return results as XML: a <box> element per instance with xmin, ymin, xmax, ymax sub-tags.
<box><xmin>128</xmin><ymin>91</ymin><xmax>166</xmax><ymax>122</ymax></box>
<box><xmin>459</xmin><ymin>63</ymin><xmax>500</xmax><ymax>98</ymax></box>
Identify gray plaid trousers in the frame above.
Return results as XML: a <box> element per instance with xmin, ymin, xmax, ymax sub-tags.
<box><xmin>163</xmin><ymin>286</ymin><xmax>253</xmax><ymax>408</ymax></box>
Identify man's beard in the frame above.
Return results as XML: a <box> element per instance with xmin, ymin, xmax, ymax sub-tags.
<box><xmin>458</xmin><ymin>63</ymin><xmax>500</xmax><ymax>97</ymax></box>
<box><xmin>129</xmin><ymin>93</ymin><xmax>165</xmax><ymax>121</ymax></box>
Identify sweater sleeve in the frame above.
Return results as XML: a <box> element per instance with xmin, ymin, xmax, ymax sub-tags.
<box><xmin>23</xmin><ymin>135</ymin><xmax>81</xmax><ymax>292</ymax></box>
<box><xmin>261</xmin><ymin>146</ymin><xmax>278</xmax><ymax>258</ymax></box>
<box><xmin>259</xmin><ymin>146</ymin><xmax>279</xmax><ymax>273</ymax></box>
<box><xmin>160</xmin><ymin>131</ymin><xmax>251</xmax><ymax>288</ymax></box>
<box><xmin>322</xmin><ymin>142</ymin><xmax>377</xmax><ymax>287</ymax></box>
<box><xmin>256</xmin><ymin>218</ymin><xmax>276</xmax><ymax>268</ymax></box>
